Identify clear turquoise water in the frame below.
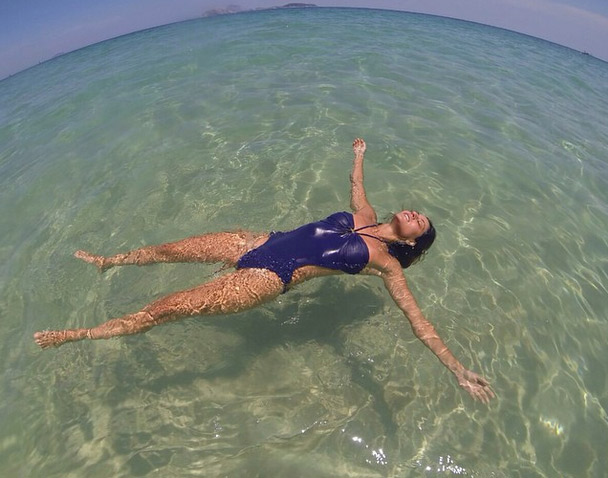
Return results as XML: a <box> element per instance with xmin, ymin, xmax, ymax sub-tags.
<box><xmin>1</xmin><ymin>7</ymin><xmax>607</xmax><ymax>477</ymax></box>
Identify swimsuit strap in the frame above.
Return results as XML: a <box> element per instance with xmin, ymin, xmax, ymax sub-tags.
<box><xmin>352</xmin><ymin>223</ymin><xmax>390</xmax><ymax>244</ymax></box>
<box><xmin>353</xmin><ymin>223</ymin><xmax>377</xmax><ymax>232</ymax></box>
<box><xmin>357</xmin><ymin>232</ymin><xmax>391</xmax><ymax>244</ymax></box>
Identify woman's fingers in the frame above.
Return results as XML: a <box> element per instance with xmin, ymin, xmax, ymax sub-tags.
<box><xmin>460</xmin><ymin>374</ymin><xmax>495</xmax><ymax>404</ymax></box>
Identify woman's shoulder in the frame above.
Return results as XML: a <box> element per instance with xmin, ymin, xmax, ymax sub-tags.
<box><xmin>365</xmin><ymin>241</ymin><xmax>403</xmax><ymax>274</ymax></box>
<box><xmin>352</xmin><ymin>207</ymin><xmax>378</xmax><ymax>227</ymax></box>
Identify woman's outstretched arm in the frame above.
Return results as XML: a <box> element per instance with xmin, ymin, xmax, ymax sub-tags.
<box><xmin>381</xmin><ymin>265</ymin><xmax>494</xmax><ymax>403</ymax></box>
<box><xmin>350</xmin><ymin>138</ymin><xmax>377</xmax><ymax>222</ymax></box>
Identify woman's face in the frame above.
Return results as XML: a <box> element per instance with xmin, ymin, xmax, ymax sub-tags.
<box><xmin>393</xmin><ymin>210</ymin><xmax>430</xmax><ymax>243</ymax></box>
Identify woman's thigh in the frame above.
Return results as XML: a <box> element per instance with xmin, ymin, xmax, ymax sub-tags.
<box><xmin>143</xmin><ymin>267</ymin><xmax>283</xmax><ymax>320</ymax></box>
<box><xmin>158</xmin><ymin>230</ymin><xmax>269</xmax><ymax>265</ymax></box>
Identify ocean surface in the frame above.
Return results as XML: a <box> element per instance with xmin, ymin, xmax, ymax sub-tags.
<box><xmin>1</xmin><ymin>7</ymin><xmax>607</xmax><ymax>478</ymax></box>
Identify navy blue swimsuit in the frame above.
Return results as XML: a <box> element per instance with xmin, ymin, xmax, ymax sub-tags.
<box><xmin>237</xmin><ymin>211</ymin><xmax>375</xmax><ymax>286</ymax></box>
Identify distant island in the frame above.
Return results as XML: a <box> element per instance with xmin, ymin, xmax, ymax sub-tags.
<box><xmin>202</xmin><ymin>4</ymin><xmax>243</xmax><ymax>17</ymax></box>
<box><xmin>203</xmin><ymin>3</ymin><xmax>317</xmax><ymax>17</ymax></box>
<box><xmin>279</xmin><ymin>3</ymin><xmax>317</xmax><ymax>7</ymax></box>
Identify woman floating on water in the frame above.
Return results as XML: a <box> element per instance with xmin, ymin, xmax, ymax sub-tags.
<box><xmin>34</xmin><ymin>139</ymin><xmax>494</xmax><ymax>403</ymax></box>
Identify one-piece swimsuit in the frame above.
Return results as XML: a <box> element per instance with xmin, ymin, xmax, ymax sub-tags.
<box><xmin>236</xmin><ymin>211</ymin><xmax>383</xmax><ymax>287</ymax></box>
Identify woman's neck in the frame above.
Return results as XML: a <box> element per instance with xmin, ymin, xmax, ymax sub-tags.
<box><xmin>374</xmin><ymin>222</ymin><xmax>401</xmax><ymax>243</ymax></box>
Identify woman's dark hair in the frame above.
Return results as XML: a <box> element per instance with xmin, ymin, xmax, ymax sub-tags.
<box><xmin>387</xmin><ymin>219</ymin><xmax>436</xmax><ymax>268</ymax></box>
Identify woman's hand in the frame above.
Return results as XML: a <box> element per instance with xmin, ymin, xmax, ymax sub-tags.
<box><xmin>455</xmin><ymin>368</ymin><xmax>495</xmax><ymax>404</ymax></box>
<box><xmin>353</xmin><ymin>137</ymin><xmax>366</xmax><ymax>156</ymax></box>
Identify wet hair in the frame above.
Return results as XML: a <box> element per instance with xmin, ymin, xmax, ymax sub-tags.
<box><xmin>387</xmin><ymin>219</ymin><xmax>436</xmax><ymax>268</ymax></box>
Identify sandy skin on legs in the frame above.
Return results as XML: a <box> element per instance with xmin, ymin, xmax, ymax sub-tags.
<box><xmin>33</xmin><ymin>266</ymin><xmax>284</xmax><ymax>348</ymax></box>
<box><xmin>34</xmin><ymin>230</ymin><xmax>277</xmax><ymax>348</ymax></box>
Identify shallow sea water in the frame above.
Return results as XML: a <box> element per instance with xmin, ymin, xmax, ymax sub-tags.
<box><xmin>1</xmin><ymin>7</ymin><xmax>608</xmax><ymax>478</ymax></box>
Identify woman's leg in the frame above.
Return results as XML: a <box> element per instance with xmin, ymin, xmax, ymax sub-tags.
<box><xmin>33</xmin><ymin>268</ymin><xmax>283</xmax><ymax>348</ymax></box>
<box><xmin>75</xmin><ymin>231</ymin><xmax>268</xmax><ymax>271</ymax></box>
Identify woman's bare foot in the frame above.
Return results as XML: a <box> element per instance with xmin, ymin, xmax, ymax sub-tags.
<box><xmin>353</xmin><ymin>137</ymin><xmax>366</xmax><ymax>156</ymax></box>
<box><xmin>74</xmin><ymin>250</ymin><xmax>109</xmax><ymax>271</ymax></box>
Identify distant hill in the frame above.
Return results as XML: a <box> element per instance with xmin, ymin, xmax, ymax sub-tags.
<box><xmin>279</xmin><ymin>3</ymin><xmax>317</xmax><ymax>7</ymax></box>
<box><xmin>203</xmin><ymin>3</ymin><xmax>318</xmax><ymax>17</ymax></box>
<box><xmin>202</xmin><ymin>5</ymin><xmax>244</xmax><ymax>17</ymax></box>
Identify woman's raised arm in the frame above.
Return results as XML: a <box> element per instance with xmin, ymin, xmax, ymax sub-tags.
<box><xmin>350</xmin><ymin>138</ymin><xmax>377</xmax><ymax>222</ymax></box>
<box><xmin>381</xmin><ymin>265</ymin><xmax>495</xmax><ymax>404</ymax></box>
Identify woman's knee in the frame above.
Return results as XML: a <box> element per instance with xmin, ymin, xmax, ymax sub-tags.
<box><xmin>89</xmin><ymin>311</ymin><xmax>156</xmax><ymax>339</ymax></box>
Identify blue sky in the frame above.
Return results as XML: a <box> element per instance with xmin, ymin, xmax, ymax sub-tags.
<box><xmin>1</xmin><ymin>0</ymin><xmax>607</xmax><ymax>79</ymax></box>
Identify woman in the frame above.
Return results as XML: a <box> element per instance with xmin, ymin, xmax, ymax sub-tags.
<box><xmin>34</xmin><ymin>138</ymin><xmax>494</xmax><ymax>403</ymax></box>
